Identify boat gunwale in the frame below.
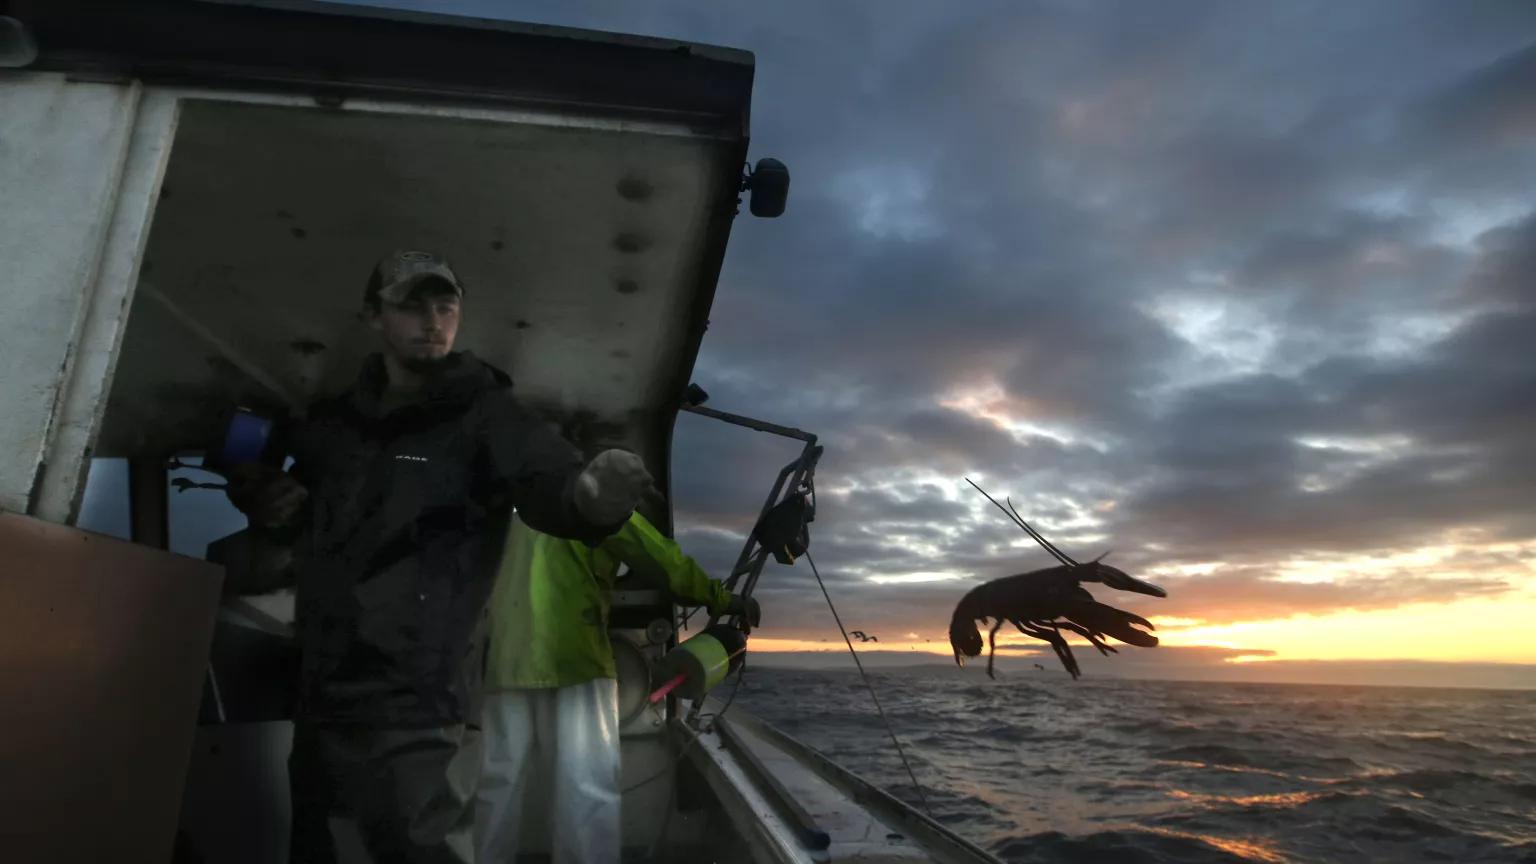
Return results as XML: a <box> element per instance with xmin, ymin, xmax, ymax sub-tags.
<box><xmin>721</xmin><ymin>707</ymin><xmax>1006</xmax><ymax>864</ymax></box>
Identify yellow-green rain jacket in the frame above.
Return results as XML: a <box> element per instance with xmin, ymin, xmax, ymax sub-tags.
<box><xmin>484</xmin><ymin>510</ymin><xmax>733</xmax><ymax>690</ymax></box>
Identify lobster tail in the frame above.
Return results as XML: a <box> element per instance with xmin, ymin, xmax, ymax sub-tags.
<box><xmin>1066</xmin><ymin>601</ymin><xmax>1159</xmax><ymax>648</ymax></box>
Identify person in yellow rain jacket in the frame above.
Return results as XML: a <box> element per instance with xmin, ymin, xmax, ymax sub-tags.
<box><xmin>474</xmin><ymin>503</ymin><xmax>760</xmax><ymax>864</ymax></box>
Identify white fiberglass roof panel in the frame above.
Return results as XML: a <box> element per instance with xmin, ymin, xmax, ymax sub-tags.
<box><xmin>101</xmin><ymin>97</ymin><xmax>741</xmax><ymax>457</ymax></box>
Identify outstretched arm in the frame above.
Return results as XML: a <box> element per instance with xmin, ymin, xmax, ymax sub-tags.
<box><xmin>602</xmin><ymin>512</ymin><xmax>733</xmax><ymax>614</ymax></box>
<box><xmin>475</xmin><ymin>390</ymin><xmax>626</xmax><ymax>543</ymax></box>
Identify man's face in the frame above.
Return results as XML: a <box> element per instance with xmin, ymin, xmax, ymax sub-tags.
<box><xmin>369</xmin><ymin>283</ymin><xmax>461</xmax><ymax>368</ymax></box>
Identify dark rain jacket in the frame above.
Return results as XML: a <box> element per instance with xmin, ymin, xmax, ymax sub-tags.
<box><xmin>274</xmin><ymin>352</ymin><xmax>612</xmax><ymax>728</ymax></box>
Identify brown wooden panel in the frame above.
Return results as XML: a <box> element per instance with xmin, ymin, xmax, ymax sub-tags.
<box><xmin>0</xmin><ymin>512</ymin><xmax>222</xmax><ymax>864</ymax></box>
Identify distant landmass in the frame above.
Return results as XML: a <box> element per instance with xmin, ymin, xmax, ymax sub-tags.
<box><xmin>749</xmin><ymin>647</ymin><xmax>1536</xmax><ymax>690</ymax></box>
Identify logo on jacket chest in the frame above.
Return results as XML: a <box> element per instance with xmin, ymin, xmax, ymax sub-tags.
<box><xmin>394</xmin><ymin>454</ymin><xmax>430</xmax><ymax>463</ymax></box>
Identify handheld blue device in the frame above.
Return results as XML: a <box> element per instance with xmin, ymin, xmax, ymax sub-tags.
<box><xmin>212</xmin><ymin>408</ymin><xmax>274</xmax><ymax>471</ymax></box>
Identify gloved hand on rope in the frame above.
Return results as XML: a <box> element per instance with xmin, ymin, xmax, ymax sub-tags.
<box><xmin>573</xmin><ymin>449</ymin><xmax>654</xmax><ymax>526</ymax></box>
<box><xmin>724</xmin><ymin>593</ymin><xmax>762</xmax><ymax>632</ymax></box>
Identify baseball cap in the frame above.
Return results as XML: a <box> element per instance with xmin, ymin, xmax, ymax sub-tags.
<box><xmin>364</xmin><ymin>250</ymin><xmax>465</xmax><ymax>306</ymax></box>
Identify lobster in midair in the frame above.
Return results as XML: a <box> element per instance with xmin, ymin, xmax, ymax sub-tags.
<box><xmin>949</xmin><ymin>479</ymin><xmax>1167</xmax><ymax>679</ymax></box>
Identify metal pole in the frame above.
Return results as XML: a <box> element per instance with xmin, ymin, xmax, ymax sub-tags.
<box><xmin>675</xmin><ymin>402</ymin><xmax>823</xmax><ymax>726</ymax></box>
<box><xmin>127</xmin><ymin>456</ymin><xmax>169</xmax><ymax>550</ymax></box>
<box><xmin>680</xmin><ymin>403</ymin><xmax>817</xmax><ymax>443</ymax></box>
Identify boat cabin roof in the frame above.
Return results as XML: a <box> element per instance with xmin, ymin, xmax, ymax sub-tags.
<box><xmin>9</xmin><ymin>0</ymin><xmax>757</xmax><ymax>481</ymax></box>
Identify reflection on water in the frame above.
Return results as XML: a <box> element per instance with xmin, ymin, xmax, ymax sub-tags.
<box><xmin>1166</xmin><ymin>788</ymin><xmax>1348</xmax><ymax>809</ymax></box>
<box><xmin>1155</xmin><ymin>759</ymin><xmax>1303</xmax><ymax>781</ymax></box>
<box><xmin>733</xmin><ymin>668</ymin><xmax>1536</xmax><ymax>864</ymax></box>
<box><xmin>1140</xmin><ymin>826</ymin><xmax>1287</xmax><ymax>863</ymax></box>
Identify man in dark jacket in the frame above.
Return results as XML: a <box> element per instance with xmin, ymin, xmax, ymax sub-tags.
<box><xmin>226</xmin><ymin>250</ymin><xmax>649</xmax><ymax>864</ymax></box>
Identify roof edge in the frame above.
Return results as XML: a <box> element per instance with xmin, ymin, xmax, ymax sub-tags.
<box><xmin>9</xmin><ymin>0</ymin><xmax>756</xmax><ymax>128</ymax></box>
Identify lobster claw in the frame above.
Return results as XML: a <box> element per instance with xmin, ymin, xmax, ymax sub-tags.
<box><xmin>1067</xmin><ymin>601</ymin><xmax>1158</xmax><ymax>648</ymax></box>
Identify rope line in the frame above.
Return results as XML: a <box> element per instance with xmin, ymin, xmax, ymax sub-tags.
<box><xmin>804</xmin><ymin>550</ymin><xmax>931</xmax><ymax>815</ymax></box>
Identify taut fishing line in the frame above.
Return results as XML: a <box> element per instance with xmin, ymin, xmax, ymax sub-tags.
<box><xmin>805</xmin><ymin>549</ymin><xmax>932</xmax><ymax>816</ymax></box>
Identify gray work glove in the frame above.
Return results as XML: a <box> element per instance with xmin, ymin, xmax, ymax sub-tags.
<box><xmin>573</xmin><ymin>449</ymin><xmax>654</xmax><ymax>526</ymax></box>
<box><xmin>725</xmin><ymin>593</ymin><xmax>762</xmax><ymax>632</ymax></box>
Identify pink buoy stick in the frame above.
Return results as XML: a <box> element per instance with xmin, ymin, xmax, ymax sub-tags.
<box><xmin>648</xmin><ymin>671</ymin><xmax>689</xmax><ymax>704</ymax></box>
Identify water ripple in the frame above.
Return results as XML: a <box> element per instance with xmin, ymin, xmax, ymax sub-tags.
<box><xmin>733</xmin><ymin>669</ymin><xmax>1536</xmax><ymax>864</ymax></box>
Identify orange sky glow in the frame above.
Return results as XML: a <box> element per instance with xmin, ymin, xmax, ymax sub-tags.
<box><xmin>772</xmin><ymin>389</ymin><xmax>1536</xmax><ymax>670</ymax></box>
<box><xmin>737</xmin><ymin>546</ymin><xmax>1536</xmax><ymax>666</ymax></box>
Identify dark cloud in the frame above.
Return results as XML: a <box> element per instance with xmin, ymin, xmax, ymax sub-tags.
<box><xmin>1466</xmin><ymin>210</ymin><xmax>1536</xmax><ymax>305</ymax></box>
<box><xmin>1418</xmin><ymin>41</ymin><xmax>1536</xmax><ymax>150</ymax></box>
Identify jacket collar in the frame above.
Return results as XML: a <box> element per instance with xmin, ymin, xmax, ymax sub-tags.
<box><xmin>349</xmin><ymin>351</ymin><xmax>505</xmax><ymax>418</ymax></box>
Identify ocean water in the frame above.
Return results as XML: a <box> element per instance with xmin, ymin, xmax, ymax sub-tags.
<box><xmin>729</xmin><ymin>667</ymin><xmax>1536</xmax><ymax>863</ymax></box>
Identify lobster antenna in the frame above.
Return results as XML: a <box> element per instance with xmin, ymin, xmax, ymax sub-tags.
<box><xmin>963</xmin><ymin>478</ymin><xmax>1076</xmax><ymax>567</ymax></box>
<box><xmin>964</xmin><ymin>477</ymin><xmax>1032</xmax><ymax>535</ymax></box>
<box><xmin>1005</xmin><ymin>496</ymin><xmax>1078</xmax><ymax>567</ymax></box>
<box><xmin>1003</xmin><ymin>495</ymin><xmax>1067</xmax><ymax>563</ymax></box>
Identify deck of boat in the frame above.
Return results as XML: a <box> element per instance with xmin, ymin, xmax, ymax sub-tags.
<box><xmin>684</xmin><ymin>704</ymin><xmax>1001</xmax><ymax>864</ymax></box>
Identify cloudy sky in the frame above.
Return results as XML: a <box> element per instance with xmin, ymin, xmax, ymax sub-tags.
<box><xmin>84</xmin><ymin>0</ymin><xmax>1536</xmax><ymax>685</ymax></box>
<box><xmin>495</xmin><ymin>0</ymin><xmax>1536</xmax><ymax>675</ymax></box>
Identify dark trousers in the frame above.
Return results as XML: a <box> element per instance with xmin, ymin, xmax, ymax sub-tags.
<box><xmin>289</xmin><ymin>723</ymin><xmax>483</xmax><ymax>864</ymax></box>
